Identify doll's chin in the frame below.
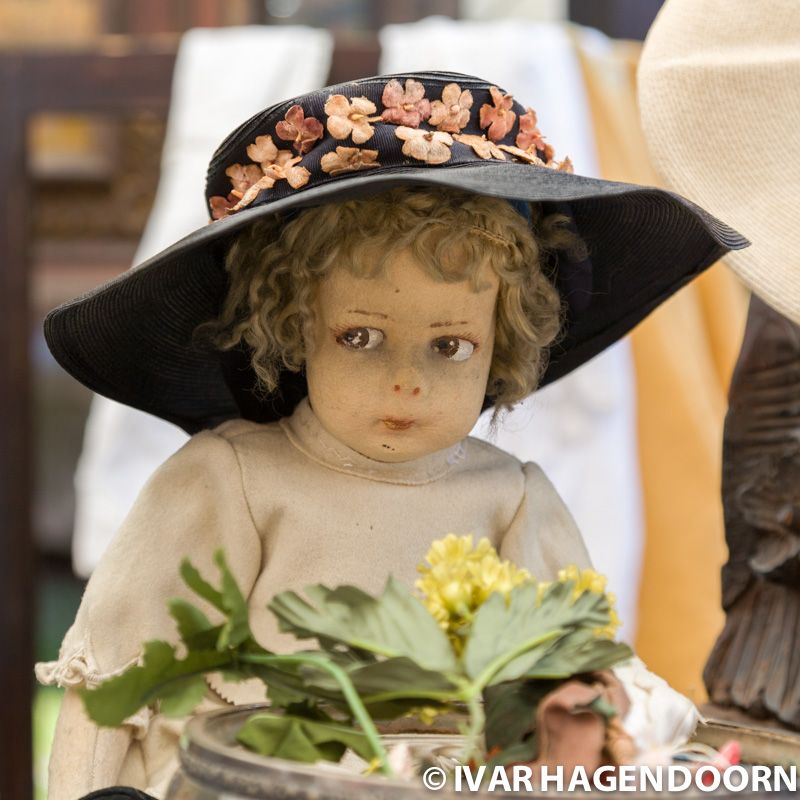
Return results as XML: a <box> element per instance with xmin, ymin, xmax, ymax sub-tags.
<box><xmin>355</xmin><ymin>432</ymin><xmax>456</xmax><ymax>463</ymax></box>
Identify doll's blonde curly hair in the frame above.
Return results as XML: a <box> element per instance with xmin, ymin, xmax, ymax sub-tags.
<box><xmin>209</xmin><ymin>187</ymin><xmax>583</xmax><ymax>410</ymax></box>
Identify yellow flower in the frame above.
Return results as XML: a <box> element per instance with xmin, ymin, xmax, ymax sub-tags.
<box><xmin>557</xmin><ymin>565</ymin><xmax>621</xmax><ymax>639</ymax></box>
<box><xmin>415</xmin><ymin>534</ymin><xmax>533</xmax><ymax>652</ymax></box>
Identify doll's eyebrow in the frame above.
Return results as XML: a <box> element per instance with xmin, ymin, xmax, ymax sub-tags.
<box><xmin>346</xmin><ymin>309</ymin><xmax>390</xmax><ymax>319</ymax></box>
<box><xmin>430</xmin><ymin>320</ymin><xmax>470</xmax><ymax>328</ymax></box>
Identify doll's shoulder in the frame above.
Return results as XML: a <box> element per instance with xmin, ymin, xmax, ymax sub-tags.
<box><xmin>463</xmin><ymin>436</ymin><xmax>559</xmax><ymax>495</ymax></box>
<box><xmin>463</xmin><ymin>435</ymin><xmax>548</xmax><ymax>485</ymax></box>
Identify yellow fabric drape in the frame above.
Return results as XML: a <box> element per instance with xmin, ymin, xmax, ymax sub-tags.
<box><xmin>572</xmin><ymin>34</ymin><xmax>748</xmax><ymax>700</ymax></box>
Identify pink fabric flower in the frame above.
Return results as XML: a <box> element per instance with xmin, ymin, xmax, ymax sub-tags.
<box><xmin>479</xmin><ymin>86</ymin><xmax>516</xmax><ymax>142</ymax></box>
<box><xmin>454</xmin><ymin>133</ymin><xmax>507</xmax><ymax>160</ymax></box>
<box><xmin>516</xmin><ymin>107</ymin><xmax>547</xmax><ymax>153</ymax></box>
<box><xmin>395</xmin><ymin>126</ymin><xmax>452</xmax><ymax>164</ymax></box>
<box><xmin>324</xmin><ymin>95</ymin><xmax>379</xmax><ymax>144</ymax></box>
<box><xmin>320</xmin><ymin>146</ymin><xmax>381</xmax><ymax>176</ymax></box>
<box><xmin>381</xmin><ymin>79</ymin><xmax>432</xmax><ymax>127</ymax></box>
<box><xmin>429</xmin><ymin>83</ymin><xmax>473</xmax><ymax>133</ymax></box>
<box><xmin>275</xmin><ymin>104</ymin><xmax>324</xmax><ymax>155</ymax></box>
<box><xmin>225</xmin><ymin>164</ymin><xmax>262</xmax><ymax>193</ymax></box>
<box><xmin>208</xmin><ymin>192</ymin><xmax>238</xmax><ymax>220</ymax></box>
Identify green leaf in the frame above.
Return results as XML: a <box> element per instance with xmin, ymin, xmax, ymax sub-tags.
<box><xmin>269</xmin><ymin>578</ymin><xmax>458</xmax><ymax>674</ymax></box>
<box><xmin>180</xmin><ymin>559</ymin><xmax>224</xmax><ymax>613</ymax></box>
<box><xmin>462</xmin><ymin>585</ymin><xmax>562</xmax><ymax>685</ymax></box>
<box><xmin>214</xmin><ymin>550</ymin><xmax>251</xmax><ymax>649</ymax></box>
<box><xmin>168</xmin><ymin>598</ymin><xmax>223</xmax><ymax>651</ymax></box>
<box><xmin>296</xmin><ymin>656</ymin><xmax>459</xmax><ymax>721</ymax></box>
<box><xmin>463</xmin><ymin>581</ymin><xmax>620</xmax><ymax>686</ymax></box>
<box><xmin>237</xmin><ymin>712</ymin><xmax>374</xmax><ymax>763</ymax></box>
<box><xmin>522</xmin><ymin>632</ymin><xmax>633</xmax><ymax>680</ymax></box>
<box><xmin>81</xmin><ymin>640</ymin><xmax>231</xmax><ymax>726</ymax></box>
<box><xmin>158</xmin><ymin>674</ymin><xmax>210</xmax><ymax>717</ymax></box>
<box><xmin>483</xmin><ymin>679</ymin><xmax>554</xmax><ymax>754</ymax></box>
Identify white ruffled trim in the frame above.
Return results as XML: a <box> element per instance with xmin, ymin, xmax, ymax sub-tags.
<box><xmin>35</xmin><ymin>646</ymin><xmax>154</xmax><ymax>737</ymax></box>
<box><xmin>35</xmin><ymin>645</ymin><xmax>139</xmax><ymax>689</ymax></box>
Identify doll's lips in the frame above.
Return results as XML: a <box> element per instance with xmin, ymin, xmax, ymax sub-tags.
<box><xmin>381</xmin><ymin>417</ymin><xmax>415</xmax><ymax>431</ymax></box>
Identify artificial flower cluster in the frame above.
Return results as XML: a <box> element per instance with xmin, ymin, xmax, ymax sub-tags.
<box><xmin>209</xmin><ymin>78</ymin><xmax>573</xmax><ymax>220</ymax></box>
<box><xmin>416</xmin><ymin>534</ymin><xmax>621</xmax><ymax>652</ymax></box>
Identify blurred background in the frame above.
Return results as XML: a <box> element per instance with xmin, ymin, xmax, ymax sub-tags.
<box><xmin>0</xmin><ymin>1</ymin><xmax>748</xmax><ymax>797</ymax></box>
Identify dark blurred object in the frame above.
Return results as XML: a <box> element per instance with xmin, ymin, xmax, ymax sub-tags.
<box><xmin>32</xmin><ymin>114</ymin><xmax>165</xmax><ymax>239</ymax></box>
<box><xmin>704</xmin><ymin>294</ymin><xmax>800</xmax><ymax>730</ymax></box>
<box><xmin>569</xmin><ymin>0</ymin><xmax>665</xmax><ymax>41</ymax></box>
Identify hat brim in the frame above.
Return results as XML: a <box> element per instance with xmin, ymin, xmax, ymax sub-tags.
<box><xmin>45</xmin><ymin>162</ymin><xmax>748</xmax><ymax>433</ymax></box>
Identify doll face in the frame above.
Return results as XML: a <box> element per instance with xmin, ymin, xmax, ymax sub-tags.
<box><xmin>305</xmin><ymin>249</ymin><xmax>499</xmax><ymax>462</ymax></box>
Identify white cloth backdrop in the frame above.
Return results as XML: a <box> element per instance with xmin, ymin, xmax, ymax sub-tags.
<box><xmin>71</xmin><ymin>26</ymin><xmax>334</xmax><ymax>577</ymax></box>
<box><xmin>380</xmin><ymin>18</ymin><xmax>643</xmax><ymax>639</ymax></box>
<box><xmin>74</xmin><ymin>20</ymin><xmax>643</xmax><ymax>641</ymax></box>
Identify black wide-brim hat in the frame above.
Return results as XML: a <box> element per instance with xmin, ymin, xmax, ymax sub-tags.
<box><xmin>45</xmin><ymin>71</ymin><xmax>748</xmax><ymax>434</ymax></box>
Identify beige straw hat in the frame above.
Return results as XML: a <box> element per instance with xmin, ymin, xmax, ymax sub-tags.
<box><xmin>638</xmin><ymin>0</ymin><xmax>800</xmax><ymax>325</ymax></box>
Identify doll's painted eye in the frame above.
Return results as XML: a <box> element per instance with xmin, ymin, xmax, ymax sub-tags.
<box><xmin>336</xmin><ymin>327</ymin><xmax>384</xmax><ymax>350</ymax></box>
<box><xmin>431</xmin><ymin>336</ymin><xmax>476</xmax><ymax>362</ymax></box>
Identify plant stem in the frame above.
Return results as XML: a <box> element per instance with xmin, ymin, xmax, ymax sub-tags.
<box><xmin>461</xmin><ymin>690</ymin><xmax>485</xmax><ymax>766</ymax></box>
<box><xmin>241</xmin><ymin>653</ymin><xmax>393</xmax><ymax>776</ymax></box>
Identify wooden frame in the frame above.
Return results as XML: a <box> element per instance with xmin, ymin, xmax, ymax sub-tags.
<box><xmin>0</xmin><ymin>35</ymin><xmax>380</xmax><ymax>799</ymax></box>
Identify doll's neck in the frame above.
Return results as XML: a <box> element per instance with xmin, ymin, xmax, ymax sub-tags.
<box><xmin>279</xmin><ymin>398</ymin><xmax>467</xmax><ymax>485</ymax></box>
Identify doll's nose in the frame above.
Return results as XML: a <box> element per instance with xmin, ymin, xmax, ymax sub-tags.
<box><xmin>390</xmin><ymin>364</ymin><xmax>426</xmax><ymax>397</ymax></box>
<box><xmin>392</xmin><ymin>383</ymin><xmax>422</xmax><ymax>396</ymax></box>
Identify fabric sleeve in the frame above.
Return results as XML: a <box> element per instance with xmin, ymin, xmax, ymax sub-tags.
<box><xmin>36</xmin><ymin>428</ymin><xmax>262</xmax><ymax>799</ymax></box>
<box><xmin>499</xmin><ymin>462</ymin><xmax>593</xmax><ymax>580</ymax></box>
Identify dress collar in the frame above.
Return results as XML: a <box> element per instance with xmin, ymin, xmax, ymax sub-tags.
<box><xmin>279</xmin><ymin>398</ymin><xmax>466</xmax><ymax>485</ymax></box>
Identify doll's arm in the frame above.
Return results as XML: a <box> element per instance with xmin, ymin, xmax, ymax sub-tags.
<box><xmin>36</xmin><ymin>427</ymin><xmax>262</xmax><ymax>797</ymax></box>
<box><xmin>46</xmin><ymin>688</ymin><xmax>138</xmax><ymax>800</ymax></box>
<box><xmin>499</xmin><ymin>462</ymin><xmax>593</xmax><ymax>581</ymax></box>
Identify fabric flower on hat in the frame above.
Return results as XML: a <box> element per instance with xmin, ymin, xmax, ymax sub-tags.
<box><xmin>479</xmin><ymin>86</ymin><xmax>517</xmax><ymax>142</ymax></box>
<box><xmin>324</xmin><ymin>95</ymin><xmax>379</xmax><ymax>144</ymax></box>
<box><xmin>454</xmin><ymin>133</ymin><xmax>507</xmax><ymax>160</ymax></box>
<box><xmin>429</xmin><ymin>83</ymin><xmax>473</xmax><ymax>133</ymax></box>
<box><xmin>320</xmin><ymin>146</ymin><xmax>381</xmax><ymax>176</ymax></box>
<box><xmin>248</xmin><ymin>137</ymin><xmax>311</xmax><ymax>189</ymax></box>
<box><xmin>381</xmin><ymin>78</ymin><xmax>432</xmax><ymax>127</ymax></box>
<box><xmin>225</xmin><ymin>164</ymin><xmax>263</xmax><ymax>194</ymax></box>
<box><xmin>516</xmin><ymin>107</ymin><xmax>547</xmax><ymax>153</ymax></box>
<box><xmin>395</xmin><ymin>126</ymin><xmax>452</xmax><ymax>164</ymax></box>
<box><xmin>208</xmin><ymin>192</ymin><xmax>239</xmax><ymax>220</ymax></box>
<box><xmin>224</xmin><ymin>134</ymin><xmax>311</xmax><ymax>213</ymax></box>
<box><xmin>275</xmin><ymin>104</ymin><xmax>324</xmax><ymax>155</ymax></box>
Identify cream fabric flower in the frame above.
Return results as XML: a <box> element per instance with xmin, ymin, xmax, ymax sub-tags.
<box><xmin>324</xmin><ymin>95</ymin><xmax>378</xmax><ymax>144</ymax></box>
<box><xmin>395</xmin><ymin>126</ymin><xmax>452</xmax><ymax>164</ymax></box>
<box><xmin>429</xmin><ymin>83</ymin><xmax>473</xmax><ymax>133</ymax></box>
<box><xmin>454</xmin><ymin>133</ymin><xmax>507</xmax><ymax>160</ymax></box>
<box><xmin>320</xmin><ymin>146</ymin><xmax>381</xmax><ymax>176</ymax></box>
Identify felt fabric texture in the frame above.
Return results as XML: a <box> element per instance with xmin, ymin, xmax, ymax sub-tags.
<box><xmin>72</xmin><ymin>24</ymin><xmax>334</xmax><ymax>578</ymax></box>
<box><xmin>37</xmin><ymin>399</ymin><xmax>591</xmax><ymax>798</ymax></box>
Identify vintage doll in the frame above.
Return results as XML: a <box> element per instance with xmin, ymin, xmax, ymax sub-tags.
<box><xmin>36</xmin><ymin>72</ymin><xmax>747</xmax><ymax>799</ymax></box>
